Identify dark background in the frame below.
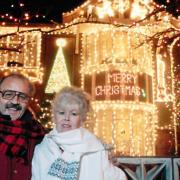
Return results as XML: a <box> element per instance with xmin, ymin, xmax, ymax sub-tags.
<box><xmin>0</xmin><ymin>0</ymin><xmax>86</xmax><ymax>23</ymax></box>
<box><xmin>0</xmin><ymin>0</ymin><xmax>179</xmax><ymax>24</ymax></box>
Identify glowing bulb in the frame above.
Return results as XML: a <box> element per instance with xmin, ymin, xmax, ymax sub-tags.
<box><xmin>56</xmin><ymin>38</ymin><xmax>67</xmax><ymax>47</ymax></box>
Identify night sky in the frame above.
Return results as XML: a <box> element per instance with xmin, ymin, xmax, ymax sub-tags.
<box><xmin>0</xmin><ymin>0</ymin><xmax>179</xmax><ymax>25</ymax></box>
<box><xmin>0</xmin><ymin>0</ymin><xmax>86</xmax><ymax>24</ymax></box>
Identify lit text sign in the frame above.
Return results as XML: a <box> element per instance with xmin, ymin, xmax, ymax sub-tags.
<box><xmin>84</xmin><ymin>71</ymin><xmax>152</xmax><ymax>102</ymax></box>
<box><xmin>96</xmin><ymin>72</ymin><xmax>141</xmax><ymax>96</ymax></box>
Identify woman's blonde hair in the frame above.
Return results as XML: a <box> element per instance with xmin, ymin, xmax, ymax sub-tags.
<box><xmin>52</xmin><ymin>86</ymin><xmax>91</xmax><ymax>122</ymax></box>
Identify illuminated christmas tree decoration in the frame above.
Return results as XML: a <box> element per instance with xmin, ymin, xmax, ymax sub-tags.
<box><xmin>45</xmin><ymin>38</ymin><xmax>70</xmax><ymax>93</ymax></box>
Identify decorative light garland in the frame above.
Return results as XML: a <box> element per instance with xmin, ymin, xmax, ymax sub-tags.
<box><xmin>0</xmin><ymin>0</ymin><xmax>179</xmax><ymax>156</ymax></box>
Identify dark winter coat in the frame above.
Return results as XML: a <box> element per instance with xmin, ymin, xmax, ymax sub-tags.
<box><xmin>0</xmin><ymin>110</ymin><xmax>46</xmax><ymax>180</ymax></box>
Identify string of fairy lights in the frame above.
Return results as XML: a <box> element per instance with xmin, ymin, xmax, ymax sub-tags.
<box><xmin>0</xmin><ymin>2</ymin><xmax>46</xmax><ymax>25</ymax></box>
<box><xmin>0</xmin><ymin>0</ymin><xmax>179</xmax><ymax>155</ymax></box>
<box><xmin>0</xmin><ymin>0</ymin><xmax>86</xmax><ymax>25</ymax></box>
<box><xmin>46</xmin><ymin>0</ymin><xmax>179</xmax><ymax>155</ymax></box>
<box><xmin>0</xmin><ymin>0</ymin><xmax>178</xmax><ymax>25</ymax></box>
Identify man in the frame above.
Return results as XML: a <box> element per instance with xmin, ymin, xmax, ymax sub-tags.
<box><xmin>0</xmin><ymin>73</ymin><xmax>46</xmax><ymax>180</ymax></box>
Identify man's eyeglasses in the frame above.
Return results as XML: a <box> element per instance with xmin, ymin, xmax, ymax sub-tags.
<box><xmin>0</xmin><ymin>90</ymin><xmax>30</xmax><ymax>103</ymax></box>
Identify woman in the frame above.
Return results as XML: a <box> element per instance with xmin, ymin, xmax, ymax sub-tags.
<box><xmin>31</xmin><ymin>86</ymin><xmax>126</xmax><ymax>180</ymax></box>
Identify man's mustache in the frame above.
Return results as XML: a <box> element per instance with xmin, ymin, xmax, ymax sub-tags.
<box><xmin>5</xmin><ymin>103</ymin><xmax>22</xmax><ymax>111</ymax></box>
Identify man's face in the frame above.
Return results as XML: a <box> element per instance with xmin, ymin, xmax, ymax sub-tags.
<box><xmin>0</xmin><ymin>77</ymin><xmax>30</xmax><ymax>120</ymax></box>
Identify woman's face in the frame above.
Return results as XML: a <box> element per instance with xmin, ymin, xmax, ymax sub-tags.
<box><xmin>54</xmin><ymin>101</ymin><xmax>82</xmax><ymax>133</ymax></box>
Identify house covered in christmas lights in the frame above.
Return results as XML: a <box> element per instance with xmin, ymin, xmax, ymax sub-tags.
<box><xmin>0</xmin><ymin>0</ymin><xmax>179</xmax><ymax>157</ymax></box>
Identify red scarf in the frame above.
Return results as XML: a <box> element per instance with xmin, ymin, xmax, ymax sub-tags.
<box><xmin>0</xmin><ymin>110</ymin><xmax>46</xmax><ymax>164</ymax></box>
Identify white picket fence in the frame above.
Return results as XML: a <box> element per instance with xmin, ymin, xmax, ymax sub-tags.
<box><xmin>117</xmin><ymin>157</ymin><xmax>180</xmax><ymax>180</ymax></box>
